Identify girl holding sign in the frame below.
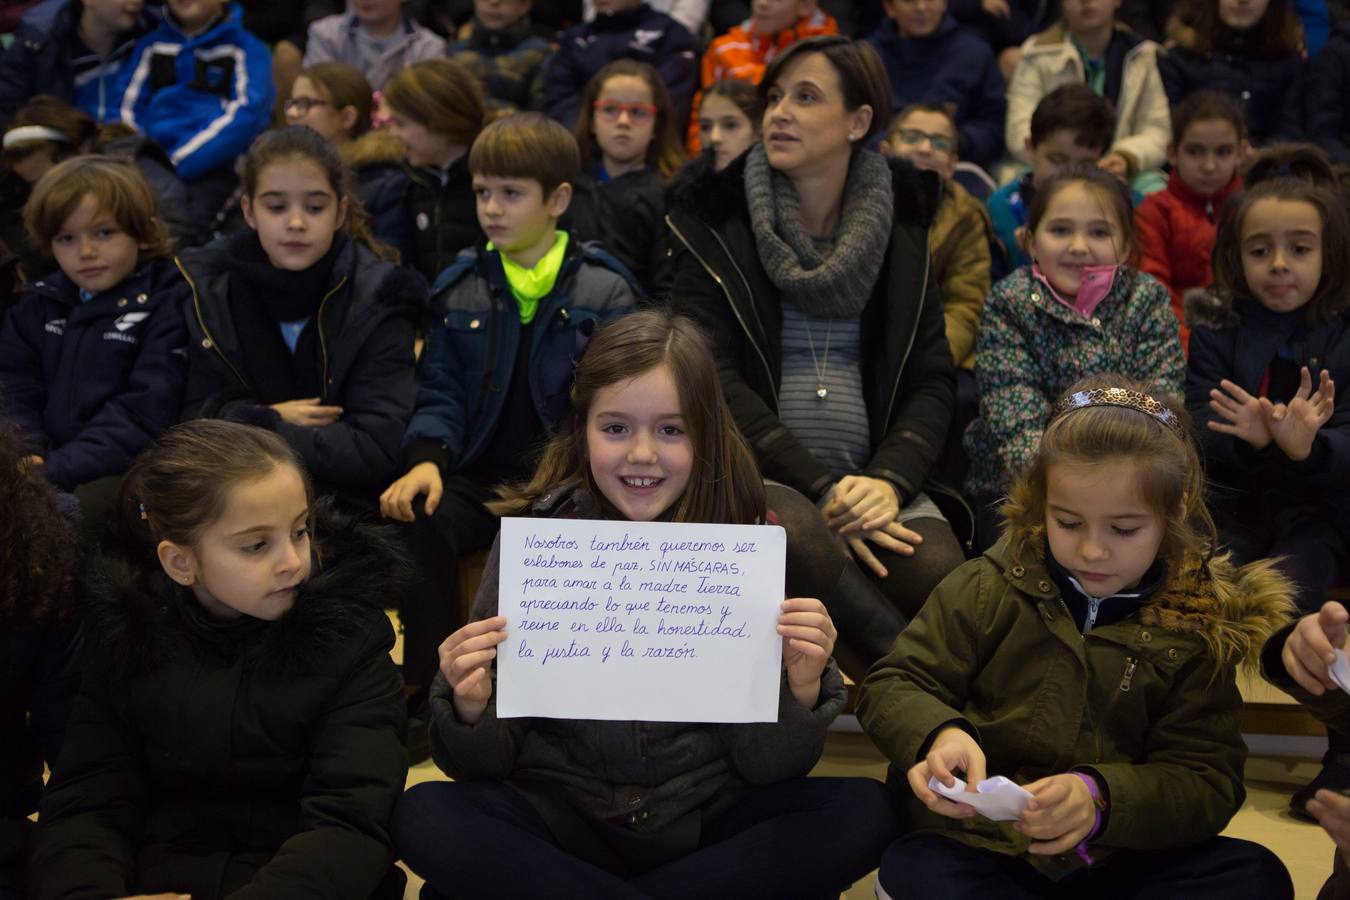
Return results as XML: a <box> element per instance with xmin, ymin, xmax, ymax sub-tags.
<box><xmin>392</xmin><ymin>310</ymin><xmax>899</xmax><ymax>898</ymax></box>
<box><xmin>857</xmin><ymin>376</ymin><xmax>1295</xmax><ymax>898</ymax></box>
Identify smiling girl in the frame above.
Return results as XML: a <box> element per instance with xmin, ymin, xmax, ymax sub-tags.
<box><xmin>29</xmin><ymin>420</ymin><xmax>408</xmax><ymax>899</ymax></box>
<box><xmin>965</xmin><ymin>162</ymin><xmax>1184</xmax><ymax>549</ymax></box>
<box><xmin>178</xmin><ymin>126</ymin><xmax>424</xmax><ymax>509</ymax></box>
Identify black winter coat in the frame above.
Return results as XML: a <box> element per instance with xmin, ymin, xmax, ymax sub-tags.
<box><xmin>405</xmin><ymin>156</ymin><xmax>479</xmax><ymax>284</ymax></box>
<box><xmin>178</xmin><ymin>239</ymin><xmax>423</xmax><ymax>496</ymax></box>
<box><xmin>1158</xmin><ymin>28</ymin><xmax>1304</xmax><ymax>145</ymax></box>
<box><xmin>1305</xmin><ymin>20</ymin><xmax>1350</xmax><ymax>164</ymax></box>
<box><xmin>665</xmin><ymin>151</ymin><xmax>955</xmax><ymax>507</ymax></box>
<box><xmin>1185</xmin><ymin>290</ymin><xmax>1350</xmax><ymax>532</ymax></box>
<box><xmin>29</xmin><ymin>509</ymin><xmax>409</xmax><ymax>900</ymax></box>
<box><xmin>561</xmin><ymin>168</ymin><xmax>667</xmax><ymax>297</ymax></box>
<box><xmin>342</xmin><ymin>130</ymin><xmax>416</xmax><ymax>266</ymax></box>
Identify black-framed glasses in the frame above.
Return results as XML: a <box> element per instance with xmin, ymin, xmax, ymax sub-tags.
<box><xmin>894</xmin><ymin>128</ymin><xmax>956</xmax><ymax>155</ymax></box>
<box><xmin>285</xmin><ymin>96</ymin><xmax>331</xmax><ymax>115</ymax></box>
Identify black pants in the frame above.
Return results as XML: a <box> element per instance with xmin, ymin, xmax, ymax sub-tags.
<box><xmin>399</xmin><ymin>475</ymin><xmax>500</xmax><ymax>691</ymax></box>
<box><xmin>393</xmin><ymin>777</ymin><xmax>899</xmax><ymax>900</ymax></box>
<box><xmin>877</xmin><ymin>832</ymin><xmax>1292</xmax><ymax>900</ymax></box>
<box><xmin>1213</xmin><ymin>491</ymin><xmax>1350</xmax><ymax>614</ymax></box>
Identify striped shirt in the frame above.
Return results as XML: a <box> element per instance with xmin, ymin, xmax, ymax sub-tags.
<box><xmin>778</xmin><ymin>302</ymin><xmax>871</xmax><ymax>479</ymax></box>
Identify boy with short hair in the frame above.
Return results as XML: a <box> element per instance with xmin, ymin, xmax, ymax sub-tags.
<box><xmin>543</xmin><ymin>0</ymin><xmax>696</xmax><ymax>130</ymax></box>
<box><xmin>445</xmin><ymin>0</ymin><xmax>552</xmax><ymax>115</ymax></box>
<box><xmin>1135</xmin><ymin>89</ymin><xmax>1247</xmax><ymax>351</ymax></box>
<box><xmin>116</xmin><ymin>0</ymin><xmax>273</xmax><ymax>184</ymax></box>
<box><xmin>867</xmin><ymin>0</ymin><xmax>1006</xmax><ymax>170</ymax></box>
<box><xmin>0</xmin><ymin>0</ymin><xmax>156</xmax><ymax>125</ymax></box>
<box><xmin>988</xmin><ymin>82</ymin><xmax>1115</xmax><ymax>269</ymax></box>
<box><xmin>379</xmin><ymin>112</ymin><xmax>640</xmax><ymax>706</ymax></box>
<box><xmin>687</xmin><ymin>0</ymin><xmax>837</xmax><ymax>150</ymax></box>
<box><xmin>304</xmin><ymin>0</ymin><xmax>446</xmax><ymax>91</ymax></box>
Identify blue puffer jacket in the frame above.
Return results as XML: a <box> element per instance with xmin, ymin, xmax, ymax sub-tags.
<box><xmin>0</xmin><ymin>256</ymin><xmax>190</xmax><ymax>491</ymax></box>
<box><xmin>0</xmin><ymin>0</ymin><xmax>155</xmax><ymax>125</ymax></box>
<box><xmin>114</xmin><ymin>4</ymin><xmax>273</xmax><ymax>181</ymax></box>
<box><xmin>402</xmin><ymin>240</ymin><xmax>640</xmax><ymax>473</ymax></box>
<box><xmin>866</xmin><ymin>14</ymin><xmax>1007</xmax><ymax>169</ymax></box>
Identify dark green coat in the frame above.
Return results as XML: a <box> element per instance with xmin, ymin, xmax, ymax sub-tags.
<box><xmin>858</xmin><ymin>536</ymin><xmax>1291</xmax><ymax>878</ymax></box>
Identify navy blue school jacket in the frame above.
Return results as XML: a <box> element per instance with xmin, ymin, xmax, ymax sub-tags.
<box><xmin>0</xmin><ymin>256</ymin><xmax>189</xmax><ymax>491</ymax></box>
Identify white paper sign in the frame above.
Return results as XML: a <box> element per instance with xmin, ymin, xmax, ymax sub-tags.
<box><xmin>495</xmin><ymin>517</ymin><xmax>786</xmax><ymax>722</ymax></box>
<box><xmin>929</xmin><ymin>776</ymin><xmax>1034</xmax><ymax>821</ymax></box>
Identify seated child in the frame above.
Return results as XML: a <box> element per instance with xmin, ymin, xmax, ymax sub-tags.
<box><xmin>1185</xmin><ymin>175</ymin><xmax>1350</xmax><ymax>624</ymax></box>
<box><xmin>564</xmin><ymin>59</ymin><xmax>682</xmax><ymax>295</ymax></box>
<box><xmin>867</xmin><ymin>0</ymin><xmax>1006</xmax><ymax>170</ymax></box>
<box><xmin>1263</xmin><ymin>602</ymin><xmax>1350</xmax><ymax>892</ymax></box>
<box><xmin>1135</xmin><ymin>90</ymin><xmax>1246</xmax><ymax>351</ymax></box>
<box><xmin>860</xmin><ymin>375</ymin><xmax>1295</xmax><ymax>900</ymax></box>
<box><xmin>687</xmin><ymin>0</ymin><xmax>836</xmax><ymax>152</ymax></box>
<box><xmin>1159</xmin><ymin>0</ymin><xmax>1304</xmax><ymax>147</ymax></box>
<box><xmin>29</xmin><ymin>420</ymin><xmax>409</xmax><ymax>900</ymax></box>
<box><xmin>1006</xmin><ymin>0</ymin><xmax>1171</xmax><ymax>191</ymax></box>
<box><xmin>378</xmin><ymin>112</ymin><xmax>639</xmax><ymax>709</ymax></box>
<box><xmin>543</xmin><ymin>0</ymin><xmax>697</xmax><ymax>130</ymax></box>
<box><xmin>989</xmin><ymin>83</ymin><xmax>1116</xmax><ymax>270</ymax></box>
<box><xmin>967</xmin><ymin>164</ymin><xmax>1185</xmax><ymax>549</ymax></box>
<box><xmin>586</xmin><ymin>0</ymin><xmax>710</xmax><ymax>35</ymax></box>
<box><xmin>115</xmin><ymin>0</ymin><xmax>272</xmax><ymax>233</ymax></box>
<box><xmin>304</xmin><ymin>0</ymin><xmax>446</xmax><ymax>91</ymax></box>
<box><xmin>382</xmin><ymin>58</ymin><xmax>487</xmax><ymax>283</ymax></box>
<box><xmin>1306</xmin><ymin>19</ymin><xmax>1350</xmax><ymax>164</ymax></box>
<box><xmin>392</xmin><ymin>310</ymin><xmax>899</xmax><ymax>898</ymax></box>
<box><xmin>285</xmin><ymin>63</ymin><xmax>414</xmax><ymax>260</ymax></box>
<box><xmin>179</xmin><ymin>127</ymin><xmax>423</xmax><ymax>508</ymax></box>
<box><xmin>0</xmin><ymin>155</ymin><xmax>188</xmax><ymax>526</ymax></box>
<box><xmin>694</xmin><ymin>78</ymin><xmax>761</xmax><ymax>172</ymax></box>
<box><xmin>446</xmin><ymin>0</ymin><xmax>553</xmax><ymax>115</ymax></box>
<box><xmin>0</xmin><ymin>0</ymin><xmax>154</xmax><ymax>125</ymax></box>
<box><xmin>0</xmin><ymin>422</ymin><xmax>81</xmax><ymax>900</ymax></box>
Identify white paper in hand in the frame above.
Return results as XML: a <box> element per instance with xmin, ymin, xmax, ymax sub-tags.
<box><xmin>1329</xmin><ymin>649</ymin><xmax>1350</xmax><ymax>694</ymax></box>
<box><xmin>928</xmin><ymin>775</ymin><xmax>1034</xmax><ymax>821</ymax></box>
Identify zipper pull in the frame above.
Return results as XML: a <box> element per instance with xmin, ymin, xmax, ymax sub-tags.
<box><xmin>1206</xmin><ymin>199</ymin><xmax>1214</xmax><ymax>223</ymax></box>
<box><xmin>1118</xmin><ymin>657</ymin><xmax>1138</xmax><ymax>692</ymax></box>
<box><xmin>1083</xmin><ymin>596</ymin><xmax>1102</xmax><ymax>633</ymax></box>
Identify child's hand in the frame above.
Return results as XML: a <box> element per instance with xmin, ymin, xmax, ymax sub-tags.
<box><xmin>907</xmin><ymin>726</ymin><xmax>987</xmax><ymax>820</ymax></box>
<box><xmin>271</xmin><ymin>397</ymin><xmax>343</xmax><ymax>427</ymax></box>
<box><xmin>1307</xmin><ymin>789</ymin><xmax>1350</xmax><ymax>866</ymax></box>
<box><xmin>379</xmin><ymin>462</ymin><xmax>443</xmax><ymax>522</ymax></box>
<box><xmin>778</xmin><ymin>598</ymin><xmax>837</xmax><ymax>709</ymax></box>
<box><xmin>1098</xmin><ymin>153</ymin><xmax>1129</xmax><ymax>181</ymax></box>
<box><xmin>438</xmin><ymin>615</ymin><xmax>508</xmax><ymax>726</ymax></box>
<box><xmin>1207</xmin><ymin>379</ymin><xmax>1273</xmax><ymax>449</ymax></box>
<box><xmin>823</xmin><ymin>475</ymin><xmax>899</xmax><ymax>534</ymax></box>
<box><xmin>1016</xmin><ymin>773</ymin><xmax>1099</xmax><ymax>855</ymax></box>
<box><xmin>1260</xmin><ymin>367</ymin><xmax>1335</xmax><ymax>462</ymax></box>
<box><xmin>843</xmin><ymin>520</ymin><xmax>925</xmax><ymax>578</ymax></box>
<box><xmin>1283</xmin><ymin>601</ymin><xmax>1349</xmax><ymax>695</ymax></box>
<box><xmin>982</xmin><ymin>0</ymin><xmax>1012</xmax><ymax>17</ymax></box>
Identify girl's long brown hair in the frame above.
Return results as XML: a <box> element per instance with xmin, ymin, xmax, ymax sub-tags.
<box><xmin>490</xmin><ymin>310</ymin><xmax>766</xmax><ymax>525</ymax></box>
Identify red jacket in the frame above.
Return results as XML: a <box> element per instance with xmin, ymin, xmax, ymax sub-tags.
<box><xmin>1135</xmin><ymin>169</ymin><xmax>1242</xmax><ymax>352</ymax></box>
<box><xmin>687</xmin><ymin>11</ymin><xmax>837</xmax><ymax>152</ymax></box>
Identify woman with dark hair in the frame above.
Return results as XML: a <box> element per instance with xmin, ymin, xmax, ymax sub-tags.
<box><xmin>667</xmin><ymin>35</ymin><xmax>968</xmax><ymax>631</ymax></box>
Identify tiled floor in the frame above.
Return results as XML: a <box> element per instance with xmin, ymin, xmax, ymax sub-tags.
<box><xmin>401</xmin><ymin>731</ymin><xmax>1335</xmax><ymax>899</ymax></box>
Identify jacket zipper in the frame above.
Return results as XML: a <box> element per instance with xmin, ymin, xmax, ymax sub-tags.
<box><xmin>1058</xmin><ymin>597</ymin><xmax>1105</xmax><ymax>761</ymax></box>
<box><xmin>883</xmin><ymin>223</ymin><xmax>932</xmax><ymax>428</ymax></box>
<box><xmin>316</xmin><ymin>275</ymin><xmax>348</xmax><ymax>402</ymax></box>
<box><xmin>666</xmin><ymin>214</ymin><xmax>777</xmax><ymax>405</ymax></box>
<box><xmin>1118</xmin><ymin>657</ymin><xmax>1138</xmax><ymax>692</ymax></box>
<box><xmin>176</xmin><ymin>257</ymin><xmax>248</xmax><ymax>388</ymax></box>
<box><xmin>1082</xmin><ymin>595</ymin><xmax>1103</xmax><ymax>633</ymax></box>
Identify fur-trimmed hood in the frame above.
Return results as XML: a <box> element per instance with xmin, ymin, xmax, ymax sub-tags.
<box><xmin>88</xmin><ymin>501</ymin><xmax>409</xmax><ymax>679</ymax></box>
<box><xmin>1183</xmin><ymin>286</ymin><xmax>1239</xmax><ymax>329</ymax></box>
<box><xmin>667</xmin><ymin>145</ymin><xmax>941</xmax><ymax>232</ymax></box>
<box><xmin>342</xmin><ymin>128</ymin><xmax>406</xmax><ymax>172</ymax></box>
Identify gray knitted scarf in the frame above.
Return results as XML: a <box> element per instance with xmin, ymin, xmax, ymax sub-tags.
<box><xmin>743</xmin><ymin>143</ymin><xmax>893</xmax><ymax>319</ymax></box>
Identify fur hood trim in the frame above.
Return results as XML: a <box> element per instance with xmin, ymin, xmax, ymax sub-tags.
<box><xmin>88</xmin><ymin>500</ymin><xmax>409</xmax><ymax>679</ymax></box>
<box><xmin>1183</xmin><ymin>286</ymin><xmax>1238</xmax><ymax>329</ymax></box>
<box><xmin>667</xmin><ymin>147</ymin><xmax>941</xmax><ymax>231</ymax></box>
<box><xmin>342</xmin><ymin>129</ymin><xmax>406</xmax><ymax>171</ymax></box>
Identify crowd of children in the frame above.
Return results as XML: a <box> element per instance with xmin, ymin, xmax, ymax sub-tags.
<box><xmin>5</xmin><ymin>0</ymin><xmax>1350</xmax><ymax>895</ymax></box>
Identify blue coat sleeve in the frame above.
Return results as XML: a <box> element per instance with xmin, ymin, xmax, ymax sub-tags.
<box><xmin>1297</xmin><ymin>0</ymin><xmax>1330</xmax><ymax>57</ymax></box>
<box><xmin>166</xmin><ymin>36</ymin><xmax>275</xmax><ymax>181</ymax></box>
<box><xmin>43</xmin><ymin>290</ymin><xmax>189</xmax><ymax>491</ymax></box>
<box><xmin>401</xmin><ymin>322</ymin><xmax>470</xmax><ymax>465</ymax></box>
<box><xmin>656</xmin><ymin>25</ymin><xmax>698</xmax><ymax>138</ymax></box>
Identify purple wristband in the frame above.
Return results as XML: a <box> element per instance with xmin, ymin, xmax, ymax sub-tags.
<box><xmin>1072</xmin><ymin>772</ymin><xmax>1104</xmax><ymax>865</ymax></box>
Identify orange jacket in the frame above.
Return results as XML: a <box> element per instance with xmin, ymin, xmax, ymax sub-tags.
<box><xmin>687</xmin><ymin>11</ymin><xmax>838</xmax><ymax>152</ymax></box>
